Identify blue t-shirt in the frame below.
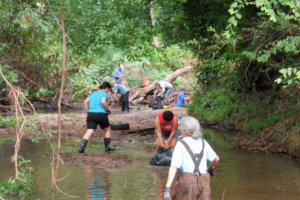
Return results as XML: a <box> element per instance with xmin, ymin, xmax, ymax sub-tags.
<box><xmin>171</xmin><ymin>137</ymin><xmax>217</xmax><ymax>174</ymax></box>
<box><xmin>176</xmin><ymin>91</ymin><xmax>185</xmax><ymax>107</ymax></box>
<box><xmin>113</xmin><ymin>84</ymin><xmax>129</xmax><ymax>95</ymax></box>
<box><xmin>88</xmin><ymin>91</ymin><xmax>108</xmax><ymax>113</ymax></box>
<box><xmin>113</xmin><ymin>68</ymin><xmax>125</xmax><ymax>84</ymax></box>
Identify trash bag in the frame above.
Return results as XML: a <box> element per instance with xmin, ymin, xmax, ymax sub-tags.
<box><xmin>150</xmin><ymin>96</ymin><xmax>164</xmax><ymax>110</ymax></box>
<box><xmin>149</xmin><ymin>148</ymin><xmax>174</xmax><ymax>166</ymax></box>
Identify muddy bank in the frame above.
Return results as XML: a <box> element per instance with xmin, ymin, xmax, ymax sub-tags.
<box><xmin>0</xmin><ymin>106</ymin><xmax>186</xmax><ymax>168</ymax></box>
<box><xmin>0</xmin><ymin>107</ymin><xmax>187</xmax><ymax>139</ymax></box>
<box><xmin>59</xmin><ymin>152</ymin><xmax>133</xmax><ymax>169</ymax></box>
<box><xmin>206</xmin><ymin>122</ymin><xmax>300</xmax><ymax>160</ymax></box>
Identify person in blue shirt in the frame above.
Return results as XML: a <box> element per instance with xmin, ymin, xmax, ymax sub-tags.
<box><xmin>113</xmin><ymin>64</ymin><xmax>128</xmax><ymax>87</ymax></box>
<box><xmin>176</xmin><ymin>88</ymin><xmax>187</xmax><ymax>107</ymax></box>
<box><xmin>79</xmin><ymin>82</ymin><xmax>115</xmax><ymax>153</ymax></box>
<box><xmin>164</xmin><ymin>116</ymin><xmax>219</xmax><ymax>200</ymax></box>
<box><xmin>110</xmin><ymin>82</ymin><xmax>130</xmax><ymax>113</ymax></box>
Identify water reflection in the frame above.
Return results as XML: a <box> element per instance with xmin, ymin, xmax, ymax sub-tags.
<box><xmin>84</xmin><ymin>168</ymin><xmax>109</xmax><ymax>199</ymax></box>
<box><xmin>0</xmin><ymin>129</ymin><xmax>300</xmax><ymax>200</ymax></box>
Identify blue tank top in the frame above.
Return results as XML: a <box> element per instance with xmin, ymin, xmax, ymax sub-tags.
<box><xmin>88</xmin><ymin>91</ymin><xmax>108</xmax><ymax>113</ymax></box>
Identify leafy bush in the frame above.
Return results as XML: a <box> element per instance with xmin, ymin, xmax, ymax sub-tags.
<box><xmin>245</xmin><ymin>115</ymin><xmax>280</xmax><ymax>136</ymax></box>
<box><xmin>0</xmin><ymin>115</ymin><xmax>19</xmax><ymax>128</ymax></box>
<box><xmin>0</xmin><ymin>156</ymin><xmax>35</xmax><ymax>198</ymax></box>
<box><xmin>188</xmin><ymin>88</ymin><xmax>237</xmax><ymax>124</ymax></box>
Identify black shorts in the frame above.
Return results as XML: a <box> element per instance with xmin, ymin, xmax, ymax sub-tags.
<box><xmin>86</xmin><ymin>112</ymin><xmax>110</xmax><ymax>130</ymax></box>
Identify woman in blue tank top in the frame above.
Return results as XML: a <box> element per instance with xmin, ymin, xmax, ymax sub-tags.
<box><xmin>78</xmin><ymin>82</ymin><xmax>115</xmax><ymax>153</ymax></box>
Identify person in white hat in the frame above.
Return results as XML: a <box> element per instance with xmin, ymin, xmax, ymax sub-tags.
<box><xmin>113</xmin><ymin>64</ymin><xmax>128</xmax><ymax>87</ymax></box>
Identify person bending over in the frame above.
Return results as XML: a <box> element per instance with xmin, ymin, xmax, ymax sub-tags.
<box><xmin>78</xmin><ymin>82</ymin><xmax>115</xmax><ymax>153</ymax></box>
<box><xmin>110</xmin><ymin>82</ymin><xmax>130</xmax><ymax>113</ymax></box>
<box><xmin>155</xmin><ymin>111</ymin><xmax>179</xmax><ymax>150</ymax></box>
<box><xmin>154</xmin><ymin>80</ymin><xmax>173</xmax><ymax>106</ymax></box>
<box><xmin>176</xmin><ymin>88</ymin><xmax>187</xmax><ymax>107</ymax></box>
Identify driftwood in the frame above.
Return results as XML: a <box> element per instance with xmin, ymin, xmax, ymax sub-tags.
<box><xmin>131</xmin><ymin>97</ymin><xmax>144</xmax><ymax>106</ymax></box>
<box><xmin>108</xmin><ymin>65</ymin><xmax>192</xmax><ymax>108</ymax></box>
<box><xmin>129</xmin><ymin>65</ymin><xmax>192</xmax><ymax>104</ymax></box>
<box><xmin>0</xmin><ymin>105</ymin><xmax>32</xmax><ymax>112</ymax></box>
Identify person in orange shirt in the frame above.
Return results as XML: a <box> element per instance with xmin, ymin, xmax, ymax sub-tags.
<box><xmin>154</xmin><ymin>111</ymin><xmax>179</xmax><ymax>150</ymax></box>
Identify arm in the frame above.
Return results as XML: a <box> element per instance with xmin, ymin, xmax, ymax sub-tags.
<box><xmin>113</xmin><ymin>89</ymin><xmax>118</xmax><ymax>98</ymax></box>
<box><xmin>209</xmin><ymin>155</ymin><xmax>219</xmax><ymax>169</ymax></box>
<box><xmin>155</xmin><ymin>117</ymin><xmax>165</xmax><ymax>148</ymax></box>
<box><xmin>115</xmin><ymin>74</ymin><xmax>126</xmax><ymax>78</ymax></box>
<box><xmin>153</xmin><ymin>84</ymin><xmax>159</xmax><ymax>96</ymax></box>
<box><xmin>83</xmin><ymin>97</ymin><xmax>90</xmax><ymax>112</ymax></box>
<box><xmin>165</xmin><ymin>117</ymin><xmax>178</xmax><ymax>148</ymax></box>
<box><xmin>158</xmin><ymin>85</ymin><xmax>165</xmax><ymax>96</ymax></box>
<box><xmin>165</xmin><ymin>165</ymin><xmax>177</xmax><ymax>187</ymax></box>
<box><xmin>101</xmin><ymin>97</ymin><xmax>110</xmax><ymax>112</ymax></box>
<box><xmin>113</xmin><ymin>70</ymin><xmax>126</xmax><ymax>78</ymax></box>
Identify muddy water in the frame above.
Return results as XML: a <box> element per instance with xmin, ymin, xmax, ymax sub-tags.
<box><xmin>1</xmin><ymin>129</ymin><xmax>300</xmax><ymax>200</ymax></box>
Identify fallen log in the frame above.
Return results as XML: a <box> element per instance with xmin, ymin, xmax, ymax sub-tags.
<box><xmin>131</xmin><ymin>96</ymin><xmax>144</xmax><ymax>106</ymax></box>
<box><xmin>129</xmin><ymin>65</ymin><xmax>193</xmax><ymax>103</ymax></box>
<box><xmin>162</xmin><ymin>65</ymin><xmax>193</xmax><ymax>83</ymax></box>
<box><xmin>0</xmin><ymin>105</ymin><xmax>32</xmax><ymax>112</ymax></box>
<box><xmin>129</xmin><ymin>91</ymin><xmax>140</xmax><ymax>102</ymax></box>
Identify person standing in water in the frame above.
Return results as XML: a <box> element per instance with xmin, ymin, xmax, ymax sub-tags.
<box><xmin>164</xmin><ymin>116</ymin><xmax>219</xmax><ymax>200</ymax></box>
<box><xmin>79</xmin><ymin>82</ymin><xmax>115</xmax><ymax>153</ymax></box>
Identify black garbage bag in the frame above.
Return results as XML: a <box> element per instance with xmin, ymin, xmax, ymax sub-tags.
<box><xmin>149</xmin><ymin>96</ymin><xmax>164</xmax><ymax>109</ymax></box>
<box><xmin>149</xmin><ymin>148</ymin><xmax>174</xmax><ymax>166</ymax></box>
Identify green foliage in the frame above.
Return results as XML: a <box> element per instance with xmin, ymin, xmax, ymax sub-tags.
<box><xmin>188</xmin><ymin>88</ymin><xmax>237</xmax><ymax>125</ymax></box>
<box><xmin>157</xmin><ymin>45</ymin><xmax>194</xmax><ymax>69</ymax></box>
<box><xmin>245</xmin><ymin>115</ymin><xmax>280</xmax><ymax>136</ymax></box>
<box><xmin>275</xmin><ymin>67</ymin><xmax>300</xmax><ymax>89</ymax></box>
<box><xmin>0</xmin><ymin>156</ymin><xmax>35</xmax><ymax>198</ymax></box>
<box><xmin>0</xmin><ymin>115</ymin><xmax>19</xmax><ymax>128</ymax></box>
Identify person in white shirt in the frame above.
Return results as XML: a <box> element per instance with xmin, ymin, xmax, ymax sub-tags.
<box><xmin>154</xmin><ymin>80</ymin><xmax>173</xmax><ymax>105</ymax></box>
<box><xmin>164</xmin><ymin>116</ymin><xmax>220</xmax><ymax>200</ymax></box>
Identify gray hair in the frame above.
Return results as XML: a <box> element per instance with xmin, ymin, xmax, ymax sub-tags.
<box><xmin>180</xmin><ymin>116</ymin><xmax>202</xmax><ymax>139</ymax></box>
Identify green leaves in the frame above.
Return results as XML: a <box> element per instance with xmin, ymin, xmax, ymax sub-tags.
<box><xmin>228</xmin><ymin>17</ymin><xmax>238</xmax><ymax>27</ymax></box>
<box><xmin>275</xmin><ymin>67</ymin><xmax>300</xmax><ymax>89</ymax></box>
<box><xmin>0</xmin><ymin>156</ymin><xmax>35</xmax><ymax>198</ymax></box>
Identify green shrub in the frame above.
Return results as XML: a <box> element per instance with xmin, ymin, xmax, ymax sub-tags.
<box><xmin>0</xmin><ymin>115</ymin><xmax>19</xmax><ymax>128</ymax></box>
<box><xmin>0</xmin><ymin>156</ymin><xmax>35</xmax><ymax>198</ymax></box>
<box><xmin>245</xmin><ymin>115</ymin><xmax>280</xmax><ymax>136</ymax></box>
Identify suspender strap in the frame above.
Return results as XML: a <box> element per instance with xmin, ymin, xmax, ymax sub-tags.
<box><xmin>180</xmin><ymin>139</ymin><xmax>205</xmax><ymax>175</ymax></box>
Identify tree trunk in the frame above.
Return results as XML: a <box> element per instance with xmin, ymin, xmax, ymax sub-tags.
<box><xmin>131</xmin><ymin>97</ymin><xmax>144</xmax><ymax>105</ymax></box>
<box><xmin>128</xmin><ymin>65</ymin><xmax>193</xmax><ymax>103</ymax></box>
<box><xmin>150</xmin><ymin>1</ymin><xmax>159</xmax><ymax>47</ymax></box>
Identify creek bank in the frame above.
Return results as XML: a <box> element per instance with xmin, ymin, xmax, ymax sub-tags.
<box><xmin>0</xmin><ymin>106</ymin><xmax>187</xmax><ymax>169</ymax></box>
<box><xmin>59</xmin><ymin>152</ymin><xmax>133</xmax><ymax>169</ymax></box>
<box><xmin>200</xmin><ymin>122</ymin><xmax>300</xmax><ymax>160</ymax></box>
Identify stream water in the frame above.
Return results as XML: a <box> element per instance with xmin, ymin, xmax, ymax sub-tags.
<box><xmin>1</xmin><ymin>129</ymin><xmax>300</xmax><ymax>200</ymax></box>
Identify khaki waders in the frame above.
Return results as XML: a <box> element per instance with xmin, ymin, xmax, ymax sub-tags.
<box><xmin>173</xmin><ymin>140</ymin><xmax>211</xmax><ymax>200</ymax></box>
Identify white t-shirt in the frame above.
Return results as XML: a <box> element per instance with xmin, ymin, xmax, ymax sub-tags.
<box><xmin>159</xmin><ymin>81</ymin><xmax>173</xmax><ymax>89</ymax></box>
<box><xmin>171</xmin><ymin>137</ymin><xmax>217</xmax><ymax>173</ymax></box>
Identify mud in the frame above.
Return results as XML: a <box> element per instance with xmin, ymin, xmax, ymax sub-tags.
<box><xmin>0</xmin><ymin>106</ymin><xmax>187</xmax><ymax>169</ymax></box>
<box><xmin>60</xmin><ymin>152</ymin><xmax>133</xmax><ymax>169</ymax></box>
<box><xmin>0</xmin><ymin>106</ymin><xmax>187</xmax><ymax>138</ymax></box>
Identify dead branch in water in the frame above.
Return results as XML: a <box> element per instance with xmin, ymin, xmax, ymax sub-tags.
<box><xmin>0</xmin><ymin>69</ymin><xmax>35</xmax><ymax>180</ymax></box>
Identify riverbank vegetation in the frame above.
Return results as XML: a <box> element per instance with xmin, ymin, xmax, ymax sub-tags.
<box><xmin>1</xmin><ymin>0</ymin><xmax>300</xmax><ymax>198</ymax></box>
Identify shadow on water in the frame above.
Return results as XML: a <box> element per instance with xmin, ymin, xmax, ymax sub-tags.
<box><xmin>0</xmin><ymin>129</ymin><xmax>300</xmax><ymax>199</ymax></box>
